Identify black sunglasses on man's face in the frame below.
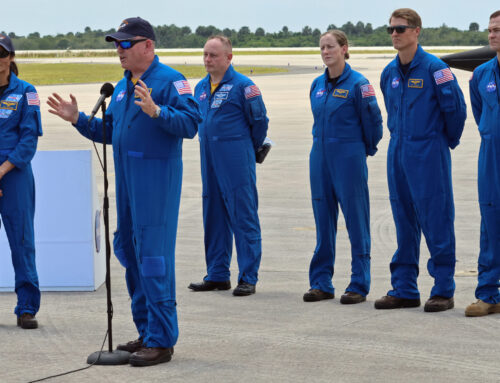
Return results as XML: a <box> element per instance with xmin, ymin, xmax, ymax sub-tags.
<box><xmin>387</xmin><ymin>25</ymin><xmax>417</xmax><ymax>34</ymax></box>
<box><xmin>0</xmin><ymin>48</ymin><xmax>10</xmax><ymax>58</ymax></box>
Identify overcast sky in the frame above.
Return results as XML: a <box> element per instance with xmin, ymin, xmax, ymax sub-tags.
<box><xmin>4</xmin><ymin>0</ymin><xmax>499</xmax><ymax>36</ymax></box>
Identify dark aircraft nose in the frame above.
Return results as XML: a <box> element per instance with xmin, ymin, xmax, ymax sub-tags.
<box><xmin>441</xmin><ymin>46</ymin><xmax>496</xmax><ymax>72</ymax></box>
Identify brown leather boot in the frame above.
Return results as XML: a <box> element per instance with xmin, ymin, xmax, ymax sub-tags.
<box><xmin>424</xmin><ymin>296</ymin><xmax>454</xmax><ymax>312</ymax></box>
<box><xmin>303</xmin><ymin>289</ymin><xmax>334</xmax><ymax>302</ymax></box>
<box><xmin>374</xmin><ymin>295</ymin><xmax>420</xmax><ymax>309</ymax></box>
<box><xmin>340</xmin><ymin>292</ymin><xmax>366</xmax><ymax>304</ymax></box>
<box><xmin>116</xmin><ymin>338</ymin><xmax>144</xmax><ymax>353</ymax></box>
<box><xmin>17</xmin><ymin>313</ymin><xmax>38</xmax><ymax>329</ymax></box>
<box><xmin>129</xmin><ymin>347</ymin><xmax>174</xmax><ymax>367</ymax></box>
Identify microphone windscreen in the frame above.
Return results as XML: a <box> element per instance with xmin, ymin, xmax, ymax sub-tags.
<box><xmin>100</xmin><ymin>82</ymin><xmax>115</xmax><ymax>97</ymax></box>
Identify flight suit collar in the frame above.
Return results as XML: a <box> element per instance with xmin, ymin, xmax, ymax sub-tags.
<box><xmin>203</xmin><ymin>64</ymin><xmax>236</xmax><ymax>91</ymax></box>
<box><xmin>396</xmin><ymin>44</ymin><xmax>424</xmax><ymax>74</ymax></box>
<box><xmin>3</xmin><ymin>72</ymin><xmax>20</xmax><ymax>94</ymax></box>
<box><xmin>124</xmin><ymin>55</ymin><xmax>160</xmax><ymax>84</ymax></box>
<box><xmin>323</xmin><ymin>62</ymin><xmax>351</xmax><ymax>89</ymax></box>
<box><xmin>220</xmin><ymin>64</ymin><xmax>236</xmax><ymax>84</ymax></box>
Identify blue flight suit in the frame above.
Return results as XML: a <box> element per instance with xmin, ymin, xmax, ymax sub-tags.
<box><xmin>73</xmin><ymin>56</ymin><xmax>201</xmax><ymax>348</ymax></box>
<box><xmin>469</xmin><ymin>56</ymin><xmax>500</xmax><ymax>304</ymax></box>
<box><xmin>0</xmin><ymin>73</ymin><xmax>42</xmax><ymax>317</ymax></box>
<box><xmin>380</xmin><ymin>45</ymin><xmax>466</xmax><ymax>300</ymax></box>
<box><xmin>194</xmin><ymin>65</ymin><xmax>268</xmax><ymax>285</ymax></box>
<box><xmin>309</xmin><ymin>64</ymin><xmax>383</xmax><ymax>296</ymax></box>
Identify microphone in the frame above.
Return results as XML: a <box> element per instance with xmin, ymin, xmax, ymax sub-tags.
<box><xmin>88</xmin><ymin>83</ymin><xmax>115</xmax><ymax>123</ymax></box>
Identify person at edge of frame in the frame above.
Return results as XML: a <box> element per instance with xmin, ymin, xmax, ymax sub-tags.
<box><xmin>465</xmin><ymin>10</ymin><xmax>500</xmax><ymax>317</ymax></box>
<box><xmin>374</xmin><ymin>8</ymin><xmax>467</xmax><ymax>312</ymax></box>
<box><xmin>303</xmin><ymin>30</ymin><xmax>383</xmax><ymax>304</ymax></box>
<box><xmin>0</xmin><ymin>34</ymin><xmax>43</xmax><ymax>330</ymax></box>
<box><xmin>188</xmin><ymin>35</ymin><xmax>269</xmax><ymax>297</ymax></box>
<box><xmin>47</xmin><ymin>17</ymin><xmax>202</xmax><ymax>366</ymax></box>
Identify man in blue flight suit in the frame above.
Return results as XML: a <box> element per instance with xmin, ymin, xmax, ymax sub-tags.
<box><xmin>375</xmin><ymin>8</ymin><xmax>466</xmax><ymax>312</ymax></box>
<box><xmin>47</xmin><ymin>17</ymin><xmax>201</xmax><ymax>366</ymax></box>
<box><xmin>0</xmin><ymin>34</ymin><xmax>42</xmax><ymax>329</ymax></box>
<box><xmin>188</xmin><ymin>35</ymin><xmax>268</xmax><ymax>296</ymax></box>
<box><xmin>465</xmin><ymin>10</ymin><xmax>500</xmax><ymax>317</ymax></box>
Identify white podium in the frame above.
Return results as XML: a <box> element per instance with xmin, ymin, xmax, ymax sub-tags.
<box><xmin>0</xmin><ymin>150</ymin><xmax>105</xmax><ymax>291</ymax></box>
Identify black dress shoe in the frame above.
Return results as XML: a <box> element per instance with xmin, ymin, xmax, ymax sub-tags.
<box><xmin>374</xmin><ymin>295</ymin><xmax>421</xmax><ymax>309</ymax></box>
<box><xmin>17</xmin><ymin>313</ymin><xmax>38</xmax><ymax>329</ymax></box>
<box><xmin>233</xmin><ymin>282</ymin><xmax>256</xmax><ymax>296</ymax></box>
<box><xmin>188</xmin><ymin>280</ymin><xmax>231</xmax><ymax>291</ymax></box>
<box><xmin>340</xmin><ymin>292</ymin><xmax>366</xmax><ymax>304</ymax></box>
<box><xmin>117</xmin><ymin>337</ymin><xmax>144</xmax><ymax>353</ymax></box>
<box><xmin>129</xmin><ymin>347</ymin><xmax>174</xmax><ymax>367</ymax></box>
<box><xmin>303</xmin><ymin>289</ymin><xmax>334</xmax><ymax>302</ymax></box>
<box><xmin>424</xmin><ymin>296</ymin><xmax>454</xmax><ymax>312</ymax></box>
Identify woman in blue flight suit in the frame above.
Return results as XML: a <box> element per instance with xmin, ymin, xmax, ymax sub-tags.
<box><xmin>0</xmin><ymin>35</ymin><xmax>42</xmax><ymax>328</ymax></box>
<box><xmin>304</xmin><ymin>30</ymin><xmax>383</xmax><ymax>304</ymax></box>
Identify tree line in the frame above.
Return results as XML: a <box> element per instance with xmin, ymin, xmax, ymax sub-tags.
<box><xmin>3</xmin><ymin>21</ymin><xmax>489</xmax><ymax>50</ymax></box>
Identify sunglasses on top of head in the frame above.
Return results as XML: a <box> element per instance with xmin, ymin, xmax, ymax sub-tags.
<box><xmin>113</xmin><ymin>38</ymin><xmax>148</xmax><ymax>49</ymax></box>
<box><xmin>387</xmin><ymin>25</ymin><xmax>417</xmax><ymax>34</ymax></box>
<box><xmin>0</xmin><ymin>48</ymin><xmax>10</xmax><ymax>58</ymax></box>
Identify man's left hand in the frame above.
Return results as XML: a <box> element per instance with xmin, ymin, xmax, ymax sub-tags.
<box><xmin>134</xmin><ymin>79</ymin><xmax>159</xmax><ymax>118</ymax></box>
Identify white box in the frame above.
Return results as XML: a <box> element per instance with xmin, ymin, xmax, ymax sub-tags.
<box><xmin>0</xmin><ymin>150</ymin><xmax>105</xmax><ymax>291</ymax></box>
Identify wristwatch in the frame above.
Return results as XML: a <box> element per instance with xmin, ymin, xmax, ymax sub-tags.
<box><xmin>152</xmin><ymin>106</ymin><xmax>161</xmax><ymax>119</ymax></box>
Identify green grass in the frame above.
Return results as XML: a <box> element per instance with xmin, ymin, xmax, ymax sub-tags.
<box><xmin>17</xmin><ymin>63</ymin><xmax>287</xmax><ymax>85</ymax></box>
<box><xmin>15</xmin><ymin>48</ymin><xmax>469</xmax><ymax>59</ymax></box>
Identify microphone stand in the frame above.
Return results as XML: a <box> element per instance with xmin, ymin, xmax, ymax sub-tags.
<box><xmin>87</xmin><ymin>100</ymin><xmax>130</xmax><ymax>365</ymax></box>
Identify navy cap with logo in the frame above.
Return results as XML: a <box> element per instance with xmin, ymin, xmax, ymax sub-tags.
<box><xmin>0</xmin><ymin>34</ymin><xmax>15</xmax><ymax>53</ymax></box>
<box><xmin>105</xmin><ymin>17</ymin><xmax>156</xmax><ymax>42</ymax></box>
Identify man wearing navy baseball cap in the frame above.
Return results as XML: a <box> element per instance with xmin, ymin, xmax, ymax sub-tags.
<box><xmin>48</xmin><ymin>17</ymin><xmax>202</xmax><ymax>366</ymax></box>
<box><xmin>105</xmin><ymin>17</ymin><xmax>156</xmax><ymax>42</ymax></box>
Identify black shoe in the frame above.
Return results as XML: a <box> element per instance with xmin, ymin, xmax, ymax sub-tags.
<box><xmin>129</xmin><ymin>347</ymin><xmax>174</xmax><ymax>367</ymax></box>
<box><xmin>117</xmin><ymin>338</ymin><xmax>144</xmax><ymax>353</ymax></box>
<box><xmin>17</xmin><ymin>313</ymin><xmax>38</xmax><ymax>329</ymax></box>
<box><xmin>424</xmin><ymin>296</ymin><xmax>454</xmax><ymax>312</ymax></box>
<box><xmin>233</xmin><ymin>282</ymin><xmax>256</xmax><ymax>296</ymax></box>
<box><xmin>303</xmin><ymin>289</ymin><xmax>334</xmax><ymax>302</ymax></box>
<box><xmin>340</xmin><ymin>292</ymin><xmax>366</xmax><ymax>304</ymax></box>
<box><xmin>188</xmin><ymin>280</ymin><xmax>231</xmax><ymax>291</ymax></box>
<box><xmin>374</xmin><ymin>295</ymin><xmax>421</xmax><ymax>309</ymax></box>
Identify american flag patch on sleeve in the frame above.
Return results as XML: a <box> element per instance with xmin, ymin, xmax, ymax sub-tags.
<box><xmin>173</xmin><ymin>80</ymin><xmax>192</xmax><ymax>95</ymax></box>
<box><xmin>244</xmin><ymin>85</ymin><xmax>261</xmax><ymax>99</ymax></box>
<box><xmin>26</xmin><ymin>92</ymin><xmax>40</xmax><ymax>106</ymax></box>
<box><xmin>433</xmin><ymin>68</ymin><xmax>454</xmax><ymax>85</ymax></box>
<box><xmin>361</xmin><ymin>84</ymin><xmax>376</xmax><ymax>98</ymax></box>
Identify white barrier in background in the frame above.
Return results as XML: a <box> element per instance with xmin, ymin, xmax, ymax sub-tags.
<box><xmin>0</xmin><ymin>150</ymin><xmax>105</xmax><ymax>291</ymax></box>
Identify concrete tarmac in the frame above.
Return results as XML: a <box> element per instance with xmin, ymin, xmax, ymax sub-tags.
<box><xmin>2</xmin><ymin>53</ymin><xmax>499</xmax><ymax>383</ymax></box>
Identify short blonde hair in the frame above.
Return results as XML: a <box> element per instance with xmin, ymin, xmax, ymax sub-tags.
<box><xmin>320</xmin><ymin>30</ymin><xmax>349</xmax><ymax>59</ymax></box>
<box><xmin>390</xmin><ymin>8</ymin><xmax>422</xmax><ymax>28</ymax></box>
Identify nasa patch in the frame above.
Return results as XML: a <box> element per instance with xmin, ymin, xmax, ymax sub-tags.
<box><xmin>486</xmin><ymin>81</ymin><xmax>497</xmax><ymax>93</ymax></box>
<box><xmin>315</xmin><ymin>88</ymin><xmax>326</xmax><ymax>98</ymax></box>
<box><xmin>392</xmin><ymin>77</ymin><xmax>400</xmax><ymax>88</ymax></box>
<box><xmin>199</xmin><ymin>91</ymin><xmax>207</xmax><ymax>101</ymax></box>
<box><xmin>116</xmin><ymin>90</ymin><xmax>126</xmax><ymax>102</ymax></box>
